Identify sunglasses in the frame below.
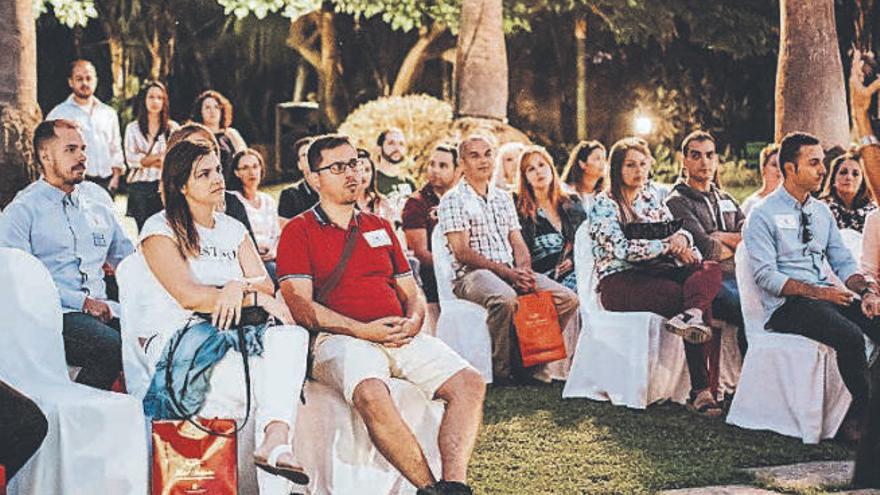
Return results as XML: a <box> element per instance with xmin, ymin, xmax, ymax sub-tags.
<box><xmin>801</xmin><ymin>210</ymin><xmax>812</xmax><ymax>244</ymax></box>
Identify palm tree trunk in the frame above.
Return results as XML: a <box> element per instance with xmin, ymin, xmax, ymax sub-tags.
<box><xmin>0</xmin><ymin>0</ymin><xmax>40</xmax><ymax>208</ymax></box>
<box><xmin>453</xmin><ymin>0</ymin><xmax>507</xmax><ymax>120</ymax></box>
<box><xmin>775</xmin><ymin>0</ymin><xmax>849</xmax><ymax>147</ymax></box>
<box><xmin>575</xmin><ymin>16</ymin><xmax>588</xmax><ymax>141</ymax></box>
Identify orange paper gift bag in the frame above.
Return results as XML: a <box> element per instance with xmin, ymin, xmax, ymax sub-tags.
<box><xmin>514</xmin><ymin>291</ymin><xmax>567</xmax><ymax>368</ymax></box>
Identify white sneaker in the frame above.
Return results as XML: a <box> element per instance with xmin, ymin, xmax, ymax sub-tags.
<box><xmin>664</xmin><ymin>308</ymin><xmax>712</xmax><ymax>344</ymax></box>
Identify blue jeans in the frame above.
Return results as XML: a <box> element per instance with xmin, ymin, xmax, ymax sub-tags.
<box><xmin>143</xmin><ymin>320</ymin><xmax>268</xmax><ymax>420</ymax></box>
<box><xmin>62</xmin><ymin>312</ymin><xmax>122</xmax><ymax>390</ymax></box>
<box><xmin>713</xmin><ymin>271</ymin><xmax>747</xmax><ymax>355</ymax></box>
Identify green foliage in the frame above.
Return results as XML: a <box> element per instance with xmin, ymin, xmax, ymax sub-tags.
<box><xmin>338</xmin><ymin>94</ymin><xmax>453</xmax><ymax>184</ymax></box>
<box><xmin>34</xmin><ymin>0</ymin><xmax>98</xmax><ymax>27</ymax></box>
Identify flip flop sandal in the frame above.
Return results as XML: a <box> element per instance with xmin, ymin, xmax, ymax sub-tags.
<box><xmin>254</xmin><ymin>444</ymin><xmax>310</xmax><ymax>485</ymax></box>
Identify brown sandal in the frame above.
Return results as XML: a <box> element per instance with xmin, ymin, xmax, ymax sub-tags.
<box><xmin>687</xmin><ymin>389</ymin><xmax>723</xmax><ymax>418</ymax></box>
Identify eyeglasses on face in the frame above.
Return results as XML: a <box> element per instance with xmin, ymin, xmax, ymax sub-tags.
<box><xmin>314</xmin><ymin>158</ymin><xmax>360</xmax><ymax>175</ymax></box>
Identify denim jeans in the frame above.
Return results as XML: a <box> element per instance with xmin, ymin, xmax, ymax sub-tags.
<box><xmin>143</xmin><ymin>320</ymin><xmax>268</xmax><ymax>420</ymax></box>
<box><xmin>713</xmin><ymin>271</ymin><xmax>747</xmax><ymax>355</ymax></box>
<box><xmin>768</xmin><ymin>297</ymin><xmax>880</xmax><ymax>416</ymax></box>
<box><xmin>62</xmin><ymin>312</ymin><xmax>122</xmax><ymax>390</ymax></box>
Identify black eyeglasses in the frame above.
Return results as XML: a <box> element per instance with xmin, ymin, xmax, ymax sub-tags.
<box><xmin>314</xmin><ymin>158</ymin><xmax>360</xmax><ymax>175</ymax></box>
<box><xmin>801</xmin><ymin>210</ymin><xmax>813</xmax><ymax>244</ymax></box>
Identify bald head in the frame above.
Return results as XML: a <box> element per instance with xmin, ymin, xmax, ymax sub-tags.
<box><xmin>68</xmin><ymin>59</ymin><xmax>97</xmax><ymax>101</ymax></box>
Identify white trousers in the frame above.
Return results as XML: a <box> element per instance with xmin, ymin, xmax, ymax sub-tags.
<box><xmin>199</xmin><ymin>324</ymin><xmax>310</xmax><ymax>494</ymax></box>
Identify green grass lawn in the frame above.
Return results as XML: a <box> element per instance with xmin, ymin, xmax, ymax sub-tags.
<box><xmin>470</xmin><ymin>383</ymin><xmax>851</xmax><ymax>494</ymax></box>
<box><xmin>116</xmin><ymin>183</ymin><xmax>849</xmax><ymax>494</ymax></box>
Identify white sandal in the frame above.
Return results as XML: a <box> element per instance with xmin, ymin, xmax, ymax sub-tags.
<box><xmin>254</xmin><ymin>444</ymin><xmax>310</xmax><ymax>485</ymax></box>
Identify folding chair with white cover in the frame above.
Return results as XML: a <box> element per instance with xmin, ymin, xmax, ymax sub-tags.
<box><xmin>0</xmin><ymin>248</ymin><xmax>148</xmax><ymax>495</ymax></box>
<box><xmin>431</xmin><ymin>228</ymin><xmax>493</xmax><ymax>383</ymax></box>
<box><xmin>563</xmin><ymin>222</ymin><xmax>691</xmax><ymax>408</ymax></box>
<box><xmin>726</xmin><ymin>244</ymin><xmax>851</xmax><ymax>443</ymax></box>
<box><xmin>118</xmin><ymin>253</ymin><xmax>445</xmax><ymax>495</ymax></box>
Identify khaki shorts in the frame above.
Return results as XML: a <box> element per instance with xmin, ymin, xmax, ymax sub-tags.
<box><xmin>312</xmin><ymin>333</ymin><xmax>472</xmax><ymax>404</ymax></box>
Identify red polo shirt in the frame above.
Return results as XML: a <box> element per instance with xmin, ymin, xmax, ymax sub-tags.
<box><xmin>276</xmin><ymin>205</ymin><xmax>412</xmax><ymax>323</ymax></box>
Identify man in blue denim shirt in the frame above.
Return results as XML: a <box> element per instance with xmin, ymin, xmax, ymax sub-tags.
<box><xmin>0</xmin><ymin>119</ymin><xmax>133</xmax><ymax>390</ymax></box>
<box><xmin>743</xmin><ymin>131</ymin><xmax>880</xmax><ymax>442</ymax></box>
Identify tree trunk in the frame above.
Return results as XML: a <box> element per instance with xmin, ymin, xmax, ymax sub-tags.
<box><xmin>391</xmin><ymin>23</ymin><xmax>447</xmax><ymax>96</ymax></box>
<box><xmin>0</xmin><ymin>0</ymin><xmax>40</xmax><ymax>208</ymax></box>
<box><xmin>775</xmin><ymin>0</ymin><xmax>849</xmax><ymax>147</ymax></box>
<box><xmin>319</xmin><ymin>2</ymin><xmax>343</xmax><ymax>126</ymax></box>
<box><xmin>454</xmin><ymin>0</ymin><xmax>508</xmax><ymax>120</ymax></box>
<box><xmin>104</xmin><ymin>25</ymin><xmax>126</xmax><ymax>101</ymax></box>
<box><xmin>575</xmin><ymin>16</ymin><xmax>588</xmax><ymax>141</ymax></box>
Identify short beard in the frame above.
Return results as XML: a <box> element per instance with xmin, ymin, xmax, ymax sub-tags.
<box><xmin>381</xmin><ymin>150</ymin><xmax>404</xmax><ymax>165</ymax></box>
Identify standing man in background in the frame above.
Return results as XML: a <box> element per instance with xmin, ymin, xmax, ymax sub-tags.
<box><xmin>46</xmin><ymin>60</ymin><xmax>125</xmax><ymax>196</ymax></box>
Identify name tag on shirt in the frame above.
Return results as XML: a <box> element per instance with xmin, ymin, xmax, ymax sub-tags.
<box><xmin>774</xmin><ymin>214</ymin><xmax>798</xmax><ymax>230</ymax></box>
<box><xmin>363</xmin><ymin>229</ymin><xmax>392</xmax><ymax>248</ymax></box>
<box><xmin>93</xmin><ymin>232</ymin><xmax>107</xmax><ymax>247</ymax></box>
<box><xmin>718</xmin><ymin>199</ymin><xmax>737</xmax><ymax>213</ymax></box>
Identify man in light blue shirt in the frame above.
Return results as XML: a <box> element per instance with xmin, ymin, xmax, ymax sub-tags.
<box><xmin>46</xmin><ymin>60</ymin><xmax>125</xmax><ymax>195</ymax></box>
<box><xmin>743</xmin><ymin>131</ymin><xmax>880</xmax><ymax>442</ymax></box>
<box><xmin>0</xmin><ymin>119</ymin><xmax>134</xmax><ymax>390</ymax></box>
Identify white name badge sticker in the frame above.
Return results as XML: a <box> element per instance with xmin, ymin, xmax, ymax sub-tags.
<box><xmin>774</xmin><ymin>214</ymin><xmax>798</xmax><ymax>230</ymax></box>
<box><xmin>363</xmin><ymin>229</ymin><xmax>392</xmax><ymax>248</ymax></box>
<box><xmin>718</xmin><ymin>199</ymin><xmax>737</xmax><ymax>213</ymax></box>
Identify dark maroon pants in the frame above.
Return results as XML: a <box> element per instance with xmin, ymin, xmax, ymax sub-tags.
<box><xmin>598</xmin><ymin>262</ymin><xmax>723</xmax><ymax>393</ymax></box>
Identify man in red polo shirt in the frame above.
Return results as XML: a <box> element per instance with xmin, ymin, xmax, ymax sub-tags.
<box><xmin>277</xmin><ymin>134</ymin><xmax>485</xmax><ymax>495</ymax></box>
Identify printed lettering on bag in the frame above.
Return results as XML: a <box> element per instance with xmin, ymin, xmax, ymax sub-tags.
<box><xmin>774</xmin><ymin>214</ymin><xmax>798</xmax><ymax>230</ymax></box>
<box><xmin>363</xmin><ymin>229</ymin><xmax>392</xmax><ymax>248</ymax></box>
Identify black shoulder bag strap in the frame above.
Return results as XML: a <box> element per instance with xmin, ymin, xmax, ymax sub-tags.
<box><xmin>164</xmin><ymin>316</ymin><xmax>254</xmax><ymax>438</ymax></box>
<box><xmin>300</xmin><ymin>223</ymin><xmax>361</xmax><ymax>393</ymax></box>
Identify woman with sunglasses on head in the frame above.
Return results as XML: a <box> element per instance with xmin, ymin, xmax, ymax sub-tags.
<box><xmin>125</xmin><ymin>81</ymin><xmax>179</xmax><ymax>231</ymax></box>
<box><xmin>139</xmin><ymin>140</ymin><xmax>311</xmax><ymax>489</ymax></box>
<box><xmin>820</xmin><ymin>150</ymin><xmax>877</xmax><ymax>233</ymax></box>
<box><xmin>589</xmin><ymin>137</ymin><xmax>723</xmax><ymax>416</ymax></box>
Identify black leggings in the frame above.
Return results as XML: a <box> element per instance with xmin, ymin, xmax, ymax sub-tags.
<box><xmin>0</xmin><ymin>380</ymin><xmax>48</xmax><ymax>480</ymax></box>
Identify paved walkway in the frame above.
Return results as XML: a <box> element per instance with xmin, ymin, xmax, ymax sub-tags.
<box><xmin>659</xmin><ymin>461</ymin><xmax>880</xmax><ymax>494</ymax></box>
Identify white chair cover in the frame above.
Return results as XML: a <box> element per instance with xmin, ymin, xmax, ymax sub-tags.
<box><xmin>726</xmin><ymin>245</ymin><xmax>851</xmax><ymax>443</ymax></box>
<box><xmin>563</xmin><ymin>222</ymin><xmax>691</xmax><ymax>408</ymax></box>
<box><xmin>118</xmin><ymin>252</ymin><xmax>445</xmax><ymax>494</ymax></box>
<box><xmin>0</xmin><ymin>248</ymin><xmax>148</xmax><ymax>495</ymax></box>
<box><xmin>294</xmin><ymin>380</ymin><xmax>444</xmax><ymax>495</ymax></box>
<box><xmin>431</xmin><ymin>228</ymin><xmax>493</xmax><ymax>383</ymax></box>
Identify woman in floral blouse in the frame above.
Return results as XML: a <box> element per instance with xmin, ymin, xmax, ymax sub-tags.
<box><xmin>588</xmin><ymin>137</ymin><xmax>723</xmax><ymax>416</ymax></box>
<box><xmin>820</xmin><ymin>151</ymin><xmax>878</xmax><ymax>233</ymax></box>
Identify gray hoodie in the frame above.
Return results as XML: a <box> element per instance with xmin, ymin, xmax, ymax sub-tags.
<box><xmin>665</xmin><ymin>181</ymin><xmax>745</xmax><ymax>268</ymax></box>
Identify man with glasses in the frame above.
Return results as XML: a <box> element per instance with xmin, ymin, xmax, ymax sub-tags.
<box><xmin>743</xmin><ymin>131</ymin><xmax>880</xmax><ymax>443</ymax></box>
<box><xmin>276</xmin><ymin>134</ymin><xmax>485</xmax><ymax>495</ymax></box>
<box><xmin>0</xmin><ymin>119</ymin><xmax>133</xmax><ymax>390</ymax></box>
